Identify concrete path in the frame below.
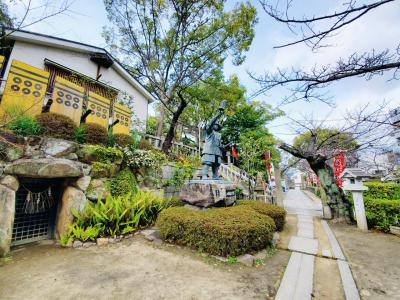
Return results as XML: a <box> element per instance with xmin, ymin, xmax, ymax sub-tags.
<box><xmin>275</xmin><ymin>189</ymin><xmax>360</xmax><ymax>300</ymax></box>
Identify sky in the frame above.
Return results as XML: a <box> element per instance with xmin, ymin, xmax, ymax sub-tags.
<box><xmin>7</xmin><ymin>0</ymin><xmax>400</xmax><ymax>143</ymax></box>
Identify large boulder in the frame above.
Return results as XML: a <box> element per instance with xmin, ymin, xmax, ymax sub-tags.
<box><xmin>72</xmin><ymin>176</ymin><xmax>91</xmax><ymax>192</ymax></box>
<box><xmin>86</xmin><ymin>178</ymin><xmax>110</xmax><ymax>201</ymax></box>
<box><xmin>0</xmin><ymin>185</ymin><xmax>16</xmax><ymax>257</ymax></box>
<box><xmin>180</xmin><ymin>179</ymin><xmax>236</xmax><ymax>208</ymax></box>
<box><xmin>0</xmin><ymin>139</ymin><xmax>24</xmax><ymax>161</ymax></box>
<box><xmin>56</xmin><ymin>186</ymin><xmax>87</xmax><ymax>238</ymax></box>
<box><xmin>0</xmin><ymin>175</ymin><xmax>19</xmax><ymax>191</ymax></box>
<box><xmin>41</xmin><ymin>138</ymin><xmax>77</xmax><ymax>157</ymax></box>
<box><xmin>4</xmin><ymin>158</ymin><xmax>86</xmax><ymax>178</ymax></box>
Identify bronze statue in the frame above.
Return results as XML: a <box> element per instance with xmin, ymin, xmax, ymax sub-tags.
<box><xmin>201</xmin><ymin>100</ymin><xmax>231</xmax><ymax>180</ymax></box>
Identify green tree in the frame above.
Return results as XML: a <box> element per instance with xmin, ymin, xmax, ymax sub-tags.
<box><xmin>221</xmin><ymin>101</ymin><xmax>283</xmax><ymax>148</ymax></box>
<box><xmin>178</xmin><ymin>68</ymin><xmax>247</xmax><ymax>145</ymax></box>
<box><xmin>103</xmin><ymin>0</ymin><xmax>257</xmax><ymax>153</ymax></box>
<box><xmin>0</xmin><ymin>1</ymin><xmax>13</xmax><ymax>27</ymax></box>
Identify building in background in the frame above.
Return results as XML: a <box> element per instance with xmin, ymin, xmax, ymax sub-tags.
<box><xmin>0</xmin><ymin>28</ymin><xmax>154</xmax><ymax>130</ymax></box>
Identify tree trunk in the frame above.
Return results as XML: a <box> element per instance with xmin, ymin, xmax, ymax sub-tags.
<box><xmin>273</xmin><ymin>164</ymin><xmax>284</xmax><ymax>207</ymax></box>
<box><xmin>155</xmin><ymin>97</ymin><xmax>166</xmax><ymax>138</ymax></box>
<box><xmin>161</xmin><ymin>97</ymin><xmax>187</xmax><ymax>154</ymax></box>
<box><xmin>309</xmin><ymin>161</ymin><xmax>353</xmax><ymax>222</ymax></box>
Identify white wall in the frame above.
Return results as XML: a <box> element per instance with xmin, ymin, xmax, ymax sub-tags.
<box><xmin>2</xmin><ymin>40</ymin><xmax>149</xmax><ymax>127</ymax></box>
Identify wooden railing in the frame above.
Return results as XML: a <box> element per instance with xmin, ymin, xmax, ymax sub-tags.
<box><xmin>144</xmin><ymin>134</ymin><xmax>200</xmax><ymax>156</ymax></box>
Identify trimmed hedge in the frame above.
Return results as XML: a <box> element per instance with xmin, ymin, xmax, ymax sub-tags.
<box><xmin>237</xmin><ymin>200</ymin><xmax>286</xmax><ymax>231</ymax></box>
<box><xmin>157</xmin><ymin>206</ymin><xmax>276</xmax><ymax>256</ymax></box>
<box><xmin>364</xmin><ymin>182</ymin><xmax>400</xmax><ymax>200</ymax></box>
<box><xmin>364</xmin><ymin>197</ymin><xmax>400</xmax><ymax>232</ymax></box>
<box><xmin>109</xmin><ymin>168</ymin><xmax>137</xmax><ymax>196</ymax></box>
<box><xmin>36</xmin><ymin>113</ymin><xmax>76</xmax><ymax>140</ymax></box>
<box><xmin>113</xmin><ymin>133</ymin><xmax>132</xmax><ymax>147</ymax></box>
<box><xmin>82</xmin><ymin>122</ymin><xmax>108</xmax><ymax>145</ymax></box>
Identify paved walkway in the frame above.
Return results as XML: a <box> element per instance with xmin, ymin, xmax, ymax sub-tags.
<box><xmin>275</xmin><ymin>189</ymin><xmax>360</xmax><ymax>300</ymax></box>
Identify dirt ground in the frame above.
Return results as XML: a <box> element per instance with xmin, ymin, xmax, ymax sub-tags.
<box><xmin>330</xmin><ymin>223</ymin><xmax>400</xmax><ymax>300</ymax></box>
<box><xmin>0</xmin><ymin>235</ymin><xmax>290</xmax><ymax>300</ymax></box>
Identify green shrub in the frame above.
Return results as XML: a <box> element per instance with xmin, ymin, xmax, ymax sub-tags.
<box><xmin>36</xmin><ymin>113</ymin><xmax>76</xmax><ymax>140</ymax></box>
<box><xmin>8</xmin><ymin>115</ymin><xmax>42</xmax><ymax>136</ymax></box>
<box><xmin>138</xmin><ymin>138</ymin><xmax>154</xmax><ymax>150</ymax></box>
<box><xmin>316</xmin><ymin>188</ymin><xmax>321</xmax><ymax>198</ymax></box>
<box><xmin>113</xmin><ymin>133</ymin><xmax>132</xmax><ymax>147</ymax></box>
<box><xmin>237</xmin><ymin>200</ymin><xmax>286</xmax><ymax>231</ymax></box>
<box><xmin>122</xmin><ymin>147</ymin><xmax>167</xmax><ymax>170</ymax></box>
<box><xmin>82</xmin><ymin>122</ymin><xmax>108</xmax><ymax>145</ymax></box>
<box><xmin>157</xmin><ymin>206</ymin><xmax>276</xmax><ymax>256</ymax></box>
<box><xmin>74</xmin><ymin>126</ymin><xmax>86</xmax><ymax>144</ymax></box>
<box><xmin>67</xmin><ymin>190</ymin><xmax>166</xmax><ymax>241</ymax></box>
<box><xmin>79</xmin><ymin>144</ymin><xmax>123</xmax><ymax>163</ymax></box>
<box><xmin>364</xmin><ymin>197</ymin><xmax>400</xmax><ymax>232</ymax></box>
<box><xmin>109</xmin><ymin>169</ymin><xmax>137</xmax><ymax>196</ymax></box>
<box><xmin>364</xmin><ymin>182</ymin><xmax>400</xmax><ymax>200</ymax></box>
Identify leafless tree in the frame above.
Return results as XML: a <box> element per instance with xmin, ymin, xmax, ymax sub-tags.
<box><xmin>251</xmin><ymin>0</ymin><xmax>400</xmax><ymax>104</ymax></box>
<box><xmin>1</xmin><ymin>0</ymin><xmax>73</xmax><ymax>38</ymax></box>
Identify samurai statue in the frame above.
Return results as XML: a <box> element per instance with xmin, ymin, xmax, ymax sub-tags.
<box><xmin>201</xmin><ymin>100</ymin><xmax>232</xmax><ymax>180</ymax></box>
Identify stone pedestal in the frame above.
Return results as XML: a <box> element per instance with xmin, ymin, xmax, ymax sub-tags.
<box><xmin>180</xmin><ymin>179</ymin><xmax>236</xmax><ymax>208</ymax></box>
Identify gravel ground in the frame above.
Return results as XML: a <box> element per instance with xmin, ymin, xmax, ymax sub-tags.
<box><xmin>0</xmin><ymin>236</ymin><xmax>290</xmax><ymax>300</ymax></box>
<box><xmin>330</xmin><ymin>223</ymin><xmax>400</xmax><ymax>300</ymax></box>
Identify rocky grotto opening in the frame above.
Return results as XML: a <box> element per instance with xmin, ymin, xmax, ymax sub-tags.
<box><xmin>12</xmin><ymin>178</ymin><xmax>64</xmax><ymax>246</ymax></box>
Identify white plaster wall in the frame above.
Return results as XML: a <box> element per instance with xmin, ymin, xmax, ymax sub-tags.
<box><xmin>2</xmin><ymin>41</ymin><xmax>148</xmax><ymax>127</ymax></box>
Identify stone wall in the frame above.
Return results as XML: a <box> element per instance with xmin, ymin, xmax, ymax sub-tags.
<box><xmin>0</xmin><ymin>136</ymin><xmax>121</xmax><ymax>256</ymax></box>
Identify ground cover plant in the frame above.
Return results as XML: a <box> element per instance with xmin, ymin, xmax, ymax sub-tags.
<box><xmin>65</xmin><ymin>190</ymin><xmax>167</xmax><ymax>242</ymax></box>
<box><xmin>157</xmin><ymin>206</ymin><xmax>276</xmax><ymax>257</ymax></box>
<box><xmin>237</xmin><ymin>200</ymin><xmax>286</xmax><ymax>231</ymax></box>
<box><xmin>7</xmin><ymin>115</ymin><xmax>42</xmax><ymax>137</ymax></box>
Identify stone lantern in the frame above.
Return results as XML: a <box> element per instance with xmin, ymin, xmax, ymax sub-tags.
<box><xmin>340</xmin><ymin>168</ymin><xmax>373</xmax><ymax>231</ymax></box>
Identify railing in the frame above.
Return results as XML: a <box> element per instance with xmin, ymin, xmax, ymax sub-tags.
<box><xmin>219</xmin><ymin>163</ymin><xmax>254</xmax><ymax>185</ymax></box>
<box><xmin>145</xmin><ymin>134</ymin><xmax>200</xmax><ymax>156</ymax></box>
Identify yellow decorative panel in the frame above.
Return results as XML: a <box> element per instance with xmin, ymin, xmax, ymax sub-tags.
<box><xmin>0</xmin><ymin>55</ymin><xmax>5</xmax><ymax>74</ymax></box>
<box><xmin>0</xmin><ymin>59</ymin><xmax>49</xmax><ymax>118</ymax></box>
<box><xmin>86</xmin><ymin>91</ymin><xmax>111</xmax><ymax>128</ymax></box>
<box><xmin>50</xmin><ymin>76</ymin><xmax>84</xmax><ymax>125</ymax></box>
<box><xmin>112</xmin><ymin>103</ymin><xmax>131</xmax><ymax>135</ymax></box>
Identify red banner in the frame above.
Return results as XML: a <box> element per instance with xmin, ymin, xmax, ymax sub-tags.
<box><xmin>265</xmin><ymin>150</ymin><xmax>271</xmax><ymax>179</ymax></box>
<box><xmin>333</xmin><ymin>150</ymin><xmax>346</xmax><ymax>187</ymax></box>
<box><xmin>231</xmin><ymin>145</ymin><xmax>239</xmax><ymax>159</ymax></box>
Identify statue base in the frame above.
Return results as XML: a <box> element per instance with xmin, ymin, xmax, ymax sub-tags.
<box><xmin>180</xmin><ymin>179</ymin><xmax>236</xmax><ymax>208</ymax></box>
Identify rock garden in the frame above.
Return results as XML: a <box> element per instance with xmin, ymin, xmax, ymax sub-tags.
<box><xmin>0</xmin><ymin>111</ymin><xmax>286</xmax><ymax>269</ymax></box>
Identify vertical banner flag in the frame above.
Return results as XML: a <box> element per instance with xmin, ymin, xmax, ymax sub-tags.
<box><xmin>333</xmin><ymin>150</ymin><xmax>346</xmax><ymax>187</ymax></box>
<box><xmin>231</xmin><ymin>145</ymin><xmax>239</xmax><ymax>159</ymax></box>
<box><xmin>265</xmin><ymin>150</ymin><xmax>271</xmax><ymax>180</ymax></box>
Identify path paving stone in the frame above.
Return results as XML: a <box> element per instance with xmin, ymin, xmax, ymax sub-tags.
<box><xmin>297</xmin><ymin>228</ymin><xmax>314</xmax><ymax>239</ymax></box>
<box><xmin>278</xmin><ymin>189</ymin><xmax>360</xmax><ymax>300</ymax></box>
<box><xmin>275</xmin><ymin>252</ymin><xmax>314</xmax><ymax>300</ymax></box>
<box><xmin>288</xmin><ymin>236</ymin><xmax>319</xmax><ymax>255</ymax></box>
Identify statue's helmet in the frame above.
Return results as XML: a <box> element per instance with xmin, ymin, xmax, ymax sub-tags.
<box><xmin>213</xmin><ymin>123</ymin><xmax>221</xmax><ymax>131</ymax></box>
